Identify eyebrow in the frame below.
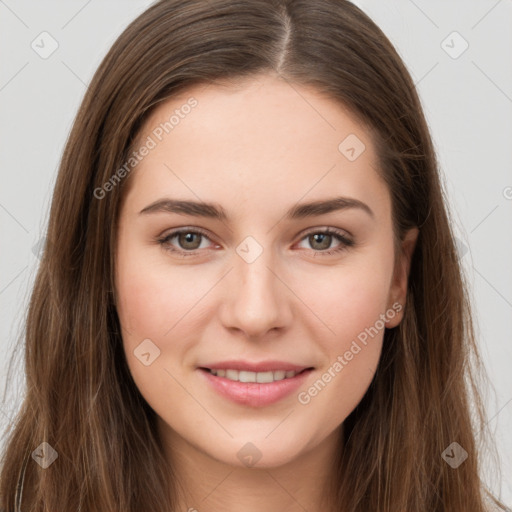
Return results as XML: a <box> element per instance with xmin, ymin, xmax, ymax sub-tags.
<box><xmin>139</xmin><ymin>196</ymin><xmax>375</xmax><ymax>220</ymax></box>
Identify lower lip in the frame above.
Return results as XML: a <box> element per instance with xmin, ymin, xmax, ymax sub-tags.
<box><xmin>198</xmin><ymin>368</ymin><xmax>313</xmax><ymax>407</ymax></box>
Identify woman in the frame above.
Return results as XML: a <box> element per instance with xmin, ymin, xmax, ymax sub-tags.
<box><xmin>0</xmin><ymin>0</ymin><xmax>508</xmax><ymax>510</ymax></box>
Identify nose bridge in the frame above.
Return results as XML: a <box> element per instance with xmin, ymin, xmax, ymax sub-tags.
<box><xmin>220</xmin><ymin>234</ymin><xmax>291</xmax><ymax>337</ymax></box>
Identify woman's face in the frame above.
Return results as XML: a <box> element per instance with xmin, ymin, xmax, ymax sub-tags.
<box><xmin>115</xmin><ymin>73</ymin><xmax>416</xmax><ymax>469</ymax></box>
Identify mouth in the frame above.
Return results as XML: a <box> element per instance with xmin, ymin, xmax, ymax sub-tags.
<box><xmin>197</xmin><ymin>363</ymin><xmax>315</xmax><ymax>407</ymax></box>
<box><xmin>199</xmin><ymin>367</ymin><xmax>313</xmax><ymax>383</ymax></box>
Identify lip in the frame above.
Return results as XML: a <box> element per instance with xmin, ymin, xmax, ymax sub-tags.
<box><xmin>197</xmin><ymin>366</ymin><xmax>314</xmax><ymax>407</ymax></box>
<box><xmin>198</xmin><ymin>360</ymin><xmax>312</xmax><ymax>372</ymax></box>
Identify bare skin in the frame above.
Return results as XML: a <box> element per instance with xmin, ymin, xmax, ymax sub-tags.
<box><xmin>115</xmin><ymin>72</ymin><xmax>418</xmax><ymax>512</ymax></box>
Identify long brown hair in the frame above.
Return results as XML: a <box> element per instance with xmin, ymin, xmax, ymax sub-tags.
<box><xmin>1</xmin><ymin>0</ymin><xmax>508</xmax><ymax>510</ymax></box>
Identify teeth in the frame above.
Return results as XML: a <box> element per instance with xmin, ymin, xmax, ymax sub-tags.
<box><xmin>257</xmin><ymin>371</ymin><xmax>274</xmax><ymax>383</ymax></box>
<box><xmin>239</xmin><ymin>370</ymin><xmax>256</xmax><ymax>383</ymax></box>
<box><xmin>225</xmin><ymin>369</ymin><xmax>238</xmax><ymax>380</ymax></box>
<box><xmin>208</xmin><ymin>368</ymin><xmax>301</xmax><ymax>382</ymax></box>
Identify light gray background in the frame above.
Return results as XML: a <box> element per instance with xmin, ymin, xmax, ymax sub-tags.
<box><xmin>1</xmin><ymin>0</ymin><xmax>511</xmax><ymax>504</ymax></box>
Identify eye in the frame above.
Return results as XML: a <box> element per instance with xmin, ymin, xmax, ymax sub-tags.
<box><xmin>157</xmin><ymin>227</ymin><xmax>216</xmax><ymax>257</ymax></box>
<box><xmin>296</xmin><ymin>228</ymin><xmax>354</xmax><ymax>256</ymax></box>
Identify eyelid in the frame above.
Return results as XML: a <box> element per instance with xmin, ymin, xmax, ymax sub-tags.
<box><xmin>299</xmin><ymin>225</ymin><xmax>352</xmax><ymax>239</ymax></box>
<box><xmin>158</xmin><ymin>226</ymin><xmax>213</xmax><ymax>240</ymax></box>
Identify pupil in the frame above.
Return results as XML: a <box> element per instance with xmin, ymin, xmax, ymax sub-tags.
<box><xmin>180</xmin><ymin>232</ymin><xmax>200</xmax><ymax>249</ymax></box>
<box><xmin>312</xmin><ymin>233</ymin><xmax>330</xmax><ymax>250</ymax></box>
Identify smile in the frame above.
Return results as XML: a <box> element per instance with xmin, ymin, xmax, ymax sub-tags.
<box><xmin>203</xmin><ymin>368</ymin><xmax>307</xmax><ymax>383</ymax></box>
<box><xmin>198</xmin><ymin>366</ymin><xmax>314</xmax><ymax>407</ymax></box>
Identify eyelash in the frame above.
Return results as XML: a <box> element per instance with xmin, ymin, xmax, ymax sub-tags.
<box><xmin>156</xmin><ymin>227</ymin><xmax>354</xmax><ymax>258</ymax></box>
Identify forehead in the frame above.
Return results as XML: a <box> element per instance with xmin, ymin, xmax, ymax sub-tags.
<box><xmin>123</xmin><ymin>74</ymin><xmax>389</xmax><ymax>219</ymax></box>
<box><xmin>138</xmin><ymin>74</ymin><xmax>372</xmax><ymax>151</ymax></box>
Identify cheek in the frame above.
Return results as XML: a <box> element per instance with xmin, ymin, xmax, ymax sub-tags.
<box><xmin>292</xmin><ymin>258</ymin><xmax>392</xmax><ymax>416</ymax></box>
<box><xmin>115</xmin><ymin>248</ymin><xmax>208</xmax><ymax>340</ymax></box>
<box><xmin>298</xmin><ymin>261</ymin><xmax>392</xmax><ymax>347</ymax></box>
<box><xmin>115</xmin><ymin>251</ymin><xmax>207</xmax><ymax>409</ymax></box>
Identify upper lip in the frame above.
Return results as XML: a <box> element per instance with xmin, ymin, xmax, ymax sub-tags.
<box><xmin>198</xmin><ymin>360</ymin><xmax>314</xmax><ymax>373</ymax></box>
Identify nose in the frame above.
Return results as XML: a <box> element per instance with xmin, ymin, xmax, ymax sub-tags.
<box><xmin>219</xmin><ymin>242</ymin><xmax>293</xmax><ymax>339</ymax></box>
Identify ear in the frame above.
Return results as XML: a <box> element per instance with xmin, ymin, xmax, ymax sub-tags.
<box><xmin>385</xmin><ymin>227</ymin><xmax>419</xmax><ymax>328</ymax></box>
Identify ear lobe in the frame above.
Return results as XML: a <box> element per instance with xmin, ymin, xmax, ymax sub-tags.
<box><xmin>385</xmin><ymin>227</ymin><xmax>419</xmax><ymax>328</ymax></box>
